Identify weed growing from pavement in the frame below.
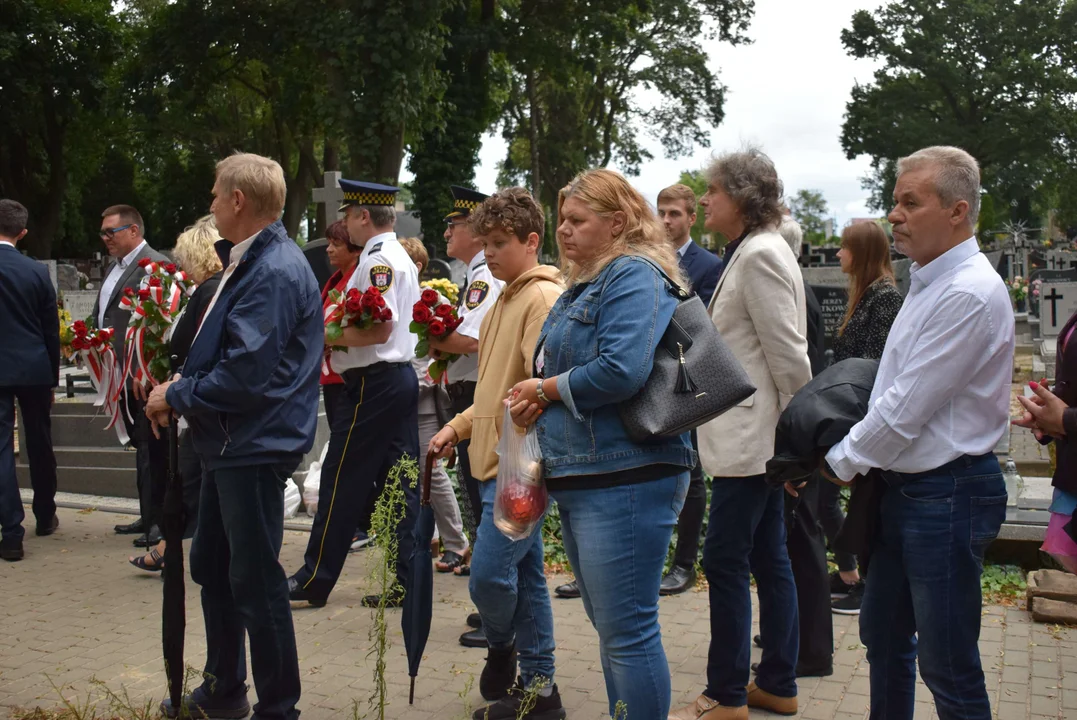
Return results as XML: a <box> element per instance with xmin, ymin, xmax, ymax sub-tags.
<box><xmin>356</xmin><ymin>454</ymin><xmax>417</xmax><ymax>720</ymax></box>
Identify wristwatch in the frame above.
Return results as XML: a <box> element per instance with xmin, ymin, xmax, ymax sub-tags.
<box><xmin>535</xmin><ymin>379</ymin><xmax>551</xmax><ymax>404</ymax></box>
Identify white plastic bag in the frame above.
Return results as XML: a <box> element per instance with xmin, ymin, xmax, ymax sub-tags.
<box><xmin>283</xmin><ymin>479</ymin><xmax>301</xmax><ymax>519</ymax></box>
<box><xmin>493</xmin><ymin>406</ymin><xmax>548</xmax><ymax>541</ymax></box>
<box><xmin>302</xmin><ymin>443</ymin><xmax>330</xmax><ymax>517</ymax></box>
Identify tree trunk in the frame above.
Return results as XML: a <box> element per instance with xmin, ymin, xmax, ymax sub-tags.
<box><xmin>25</xmin><ymin>95</ymin><xmax>68</xmax><ymax>260</ymax></box>
<box><xmin>526</xmin><ymin>69</ymin><xmax>542</xmax><ymax>200</ymax></box>
<box><xmin>282</xmin><ymin>140</ymin><xmax>317</xmax><ymax>240</ymax></box>
<box><xmin>377</xmin><ymin>121</ymin><xmax>406</xmax><ymax>185</ymax></box>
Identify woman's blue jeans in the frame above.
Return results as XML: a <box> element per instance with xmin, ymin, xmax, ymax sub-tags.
<box><xmin>552</xmin><ymin>471</ymin><xmax>689</xmax><ymax>718</ymax></box>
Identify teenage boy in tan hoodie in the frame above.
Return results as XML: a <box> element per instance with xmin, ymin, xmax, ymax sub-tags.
<box><xmin>429</xmin><ymin>187</ymin><xmax>565</xmax><ymax>720</ymax></box>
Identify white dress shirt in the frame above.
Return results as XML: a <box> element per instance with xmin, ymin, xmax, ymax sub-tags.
<box><xmin>676</xmin><ymin>238</ymin><xmax>691</xmax><ymax>257</ymax></box>
<box><xmin>0</xmin><ymin>240</ymin><xmax>15</xmax><ymax>248</ymax></box>
<box><xmin>332</xmin><ymin>232</ymin><xmax>420</xmax><ymax>371</ymax></box>
<box><xmin>826</xmin><ymin>237</ymin><xmax>1015</xmax><ymax>481</ymax></box>
<box><xmin>446</xmin><ymin>250</ymin><xmax>504</xmax><ymax>383</ymax></box>
<box><xmin>98</xmin><ymin>240</ymin><xmax>147</xmax><ymax>327</ymax></box>
<box><xmin>192</xmin><ymin>232</ymin><xmax>259</xmax><ymax>344</ymax></box>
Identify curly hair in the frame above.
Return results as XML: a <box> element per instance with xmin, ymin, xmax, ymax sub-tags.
<box><xmin>557</xmin><ymin>169</ymin><xmax>689</xmax><ymax>288</ymax></box>
<box><xmin>173</xmin><ymin>215</ymin><xmax>224</xmax><ymax>284</ymax></box>
<box><xmin>704</xmin><ymin>148</ymin><xmax>784</xmax><ymax>233</ymax></box>
<box><xmin>469</xmin><ymin>186</ymin><xmax>545</xmax><ymax>241</ymax></box>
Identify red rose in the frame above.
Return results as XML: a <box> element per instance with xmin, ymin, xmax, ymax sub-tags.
<box><xmin>361</xmin><ymin>292</ymin><xmax>377</xmax><ymax>310</ymax></box>
<box><xmin>72</xmin><ymin>320</ymin><xmax>87</xmax><ymax>335</ymax></box>
<box><xmin>434</xmin><ymin>303</ymin><xmax>454</xmax><ymax>320</ymax></box>
<box><xmin>165</xmin><ymin>263</ymin><xmax>177</xmax><ymax>274</ymax></box>
<box><xmin>138</xmin><ymin>258</ymin><xmax>152</xmax><ymax>268</ymax></box>
<box><xmin>138</xmin><ymin>288</ymin><xmax>151</xmax><ymax>300</ymax></box>
<box><xmin>124</xmin><ymin>287</ymin><xmax>136</xmax><ymax>297</ymax></box>
<box><xmin>413</xmin><ymin>303</ymin><xmax>433</xmax><ymax>324</ymax></box>
<box><xmin>365</xmin><ymin>287</ymin><xmax>382</xmax><ymax>298</ymax></box>
<box><xmin>148</xmin><ymin>276</ymin><xmax>162</xmax><ymax>288</ymax></box>
<box><xmin>428</xmin><ymin>319</ymin><xmax>446</xmax><ymax>337</ymax></box>
<box><xmin>345</xmin><ymin>295</ymin><xmax>362</xmax><ymax>313</ymax></box>
<box><xmin>375</xmin><ymin>295</ymin><xmax>386</xmax><ymax>308</ymax></box>
<box><xmin>421</xmin><ymin>288</ymin><xmax>439</xmax><ymax>307</ymax></box>
<box><xmin>346</xmin><ymin>288</ymin><xmax>361</xmax><ymax>301</ymax></box>
<box><xmin>380</xmin><ymin>307</ymin><xmax>393</xmax><ymax>321</ymax></box>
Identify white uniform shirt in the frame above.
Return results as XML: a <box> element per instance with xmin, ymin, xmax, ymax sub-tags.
<box><xmin>446</xmin><ymin>250</ymin><xmax>504</xmax><ymax>383</ymax></box>
<box><xmin>331</xmin><ymin>232</ymin><xmax>419</xmax><ymax>371</ymax></box>
<box><xmin>826</xmin><ymin>237</ymin><xmax>1015</xmax><ymax>481</ymax></box>
<box><xmin>98</xmin><ymin>240</ymin><xmax>147</xmax><ymax>327</ymax></box>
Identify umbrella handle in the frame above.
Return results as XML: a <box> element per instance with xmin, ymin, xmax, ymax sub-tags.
<box><xmin>422</xmin><ymin>451</ymin><xmax>434</xmax><ymax>506</ymax></box>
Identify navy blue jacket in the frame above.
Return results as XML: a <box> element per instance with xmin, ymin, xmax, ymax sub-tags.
<box><xmin>166</xmin><ymin>221</ymin><xmax>323</xmax><ymax>470</ymax></box>
<box><xmin>0</xmin><ymin>243</ymin><xmax>59</xmax><ymax>388</ymax></box>
<box><xmin>679</xmin><ymin>241</ymin><xmax>724</xmax><ymax>306</ymax></box>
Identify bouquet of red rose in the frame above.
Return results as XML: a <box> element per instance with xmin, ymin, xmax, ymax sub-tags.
<box><xmin>410</xmin><ymin>287</ymin><xmax>463</xmax><ymax>383</ymax></box>
<box><xmin>321</xmin><ymin>286</ymin><xmax>393</xmax><ymax>374</ymax></box>
<box><xmin>120</xmin><ymin>259</ymin><xmax>196</xmax><ymax>386</ymax></box>
<box><xmin>70</xmin><ymin>320</ymin><xmax>129</xmax><ymax>443</ymax></box>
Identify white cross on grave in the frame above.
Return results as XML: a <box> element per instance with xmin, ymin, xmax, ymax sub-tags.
<box><xmin>1039</xmin><ymin>282</ymin><xmax>1077</xmax><ymax>337</ymax></box>
<box><xmin>312</xmin><ymin>171</ymin><xmax>344</xmax><ymax>223</ymax></box>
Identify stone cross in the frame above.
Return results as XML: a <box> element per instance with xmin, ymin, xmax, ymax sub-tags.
<box><xmin>1040</xmin><ymin>282</ymin><xmax>1077</xmax><ymax>336</ymax></box>
<box><xmin>312</xmin><ymin>171</ymin><xmax>344</xmax><ymax>223</ymax></box>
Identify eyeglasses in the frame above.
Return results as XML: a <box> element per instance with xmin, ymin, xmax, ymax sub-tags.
<box><xmin>99</xmin><ymin>224</ymin><xmax>134</xmax><ymax>240</ymax></box>
<box><xmin>445</xmin><ymin>220</ymin><xmax>467</xmax><ymax>231</ymax></box>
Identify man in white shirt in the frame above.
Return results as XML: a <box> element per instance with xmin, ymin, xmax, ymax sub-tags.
<box><xmin>91</xmin><ymin>205</ymin><xmax>168</xmax><ymax>544</ymax></box>
<box><xmin>288</xmin><ymin>179</ymin><xmax>421</xmax><ymax>610</ymax></box>
<box><xmin>823</xmin><ymin>146</ymin><xmax>1014</xmax><ymax>720</ymax></box>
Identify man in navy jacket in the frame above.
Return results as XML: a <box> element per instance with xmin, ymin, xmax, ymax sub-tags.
<box><xmin>660</xmin><ymin>184</ymin><xmax>723</xmax><ymax>594</ymax></box>
<box><xmin>146</xmin><ymin>154</ymin><xmax>322</xmax><ymax>720</ymax></box>
<box><xmin>0</xmin><ymin>200</ymin><xmax>59</xmax><ymax>561</ymax></box>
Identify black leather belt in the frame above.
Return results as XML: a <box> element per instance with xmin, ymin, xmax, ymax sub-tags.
<box><xmin>341</xmin><ymin>361</ymin><xmax>409</xmax><ymax>381</ymax></box>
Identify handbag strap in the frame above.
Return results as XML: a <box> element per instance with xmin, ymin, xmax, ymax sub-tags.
<box><xmin>618</xmin><ymin>255</ymin><xmax>692</xmax><ymax>302</ymax></box>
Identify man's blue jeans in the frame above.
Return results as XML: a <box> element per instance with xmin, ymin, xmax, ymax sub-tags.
<box><xmin>862</xmin><ymin>454</ymin><xmax>1006</xmax><ymax>720</ymax></box>
<box><xmin>552</xmin><ymin>472</ymin><xmax>689</xmax><ymax>719</ymax></box>
<box><xmin>703</xmin><ymin>476</ymin><xmax>799</xmax><ymax>706</ymax></box>
<box><xmin>469</xmin><ymin>479</ymin><xmax>556</xmax><ymax>684</ymax></box>
<box><xmin>190</xmin><ymin>463</ymin><xmax>302</xmax><ymax>720</ymax></box>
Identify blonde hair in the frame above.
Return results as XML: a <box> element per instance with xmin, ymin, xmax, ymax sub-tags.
<box><xmin>398</xmin><ymin>236</ymin><xmax>428</xmax><ymax>272</ymax></box>
<box><xmin>557</xmin><ymin>169</ymin><xmax>689</xmax><ymax>288</ymax></box>
<box><xmin>215</xmin><ymin>153</ymin><xmax>287</xmax><ymax>220</ymax></box>
<box><xmin>173</xmin><ymin>215</ymin><xmax>224</xmax><ymax>284</ymax></box>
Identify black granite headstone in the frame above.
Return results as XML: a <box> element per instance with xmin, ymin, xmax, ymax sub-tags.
<box><xmin>811</xmin><ymin>285</ymin><xmax>849</xmax><ymax>350</ymax></box>
<box><xmin>424</xmin><ymin>258</ymin><xmax>453</xmax><ymax>282</ymax></box>
<box><xmin>302</xmin><ymin>238</ymin><xmax>332</xmax><ymax>290</ymax></box>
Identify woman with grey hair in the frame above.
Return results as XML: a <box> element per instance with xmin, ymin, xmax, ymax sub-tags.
<box><xmin>672</xmin><ymin>149</ymin><xmax>812</xmax><ymax>720</ymax></box>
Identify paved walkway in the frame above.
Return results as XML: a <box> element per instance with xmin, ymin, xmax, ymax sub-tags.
<box><xmin>2</xmin><ymin>507</ymin><xmax>1076</xmax><ymax>719</ymax></box>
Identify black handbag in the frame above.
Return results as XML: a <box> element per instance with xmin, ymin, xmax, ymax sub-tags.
<box><xmin>619</xmin><ymin>258</ymin><xmax>756</xmax><ymax>440</ymax></box>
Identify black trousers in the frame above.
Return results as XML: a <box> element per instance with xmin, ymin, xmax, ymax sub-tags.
<box><xmin>293</xmin><ymin>364</ymin><xmax>419</xmax><ymax>601</ymax></box>
<box><xmin>785</xmin><ymin>474</ymin><xmax>834</xmax><ymax>669</ymax></box>
<box><xmin>447</xmin><ymin>381</ymin><xmax>481</xmax><ymax>538</ymax></box>
<box><xmin>1</xmin><ymin>386</ymin><xmax>57</xmax><ymax>527</ymax></box>
<box><xmin>121</xmin><ymin>386</ymin><xmax>167</xmax><ymax>532</ymax></box>
<box><xmin>818</xmin><ymin>475</ymin><xmax>857</xmax><ymax>572</ymax></box>
<box><xmin>672</xmin><ymin>428</ymin><xmax>706</xmax><ymax>568</ymax></box>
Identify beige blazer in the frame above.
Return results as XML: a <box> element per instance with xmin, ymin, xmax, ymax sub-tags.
<box><xmin>697</xmin><ymin>228</ymin><xmax>812</xmax><ymax>478</ymax></box>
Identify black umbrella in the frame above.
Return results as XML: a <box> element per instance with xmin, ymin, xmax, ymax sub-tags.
<box><xmin>161</xmin><ymin>356</ymin><xmax>186</xmax><ymax>709</ymax></box>
<box><xmin>402</xmin><ymin>451</ymin><xmax>437</xmax><ymax>704</ymax></box>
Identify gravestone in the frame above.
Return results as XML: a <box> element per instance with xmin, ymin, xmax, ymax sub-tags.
<box><xmin>39</xmin><ymin>259</ymin><xmax>58</xmax><ymax>291</ymax></box>
<box><xmin>56</xmin><ymin>263</ymin><xmax>80</xmax><ymax>293</ymax></box>
<box><xmin>1027</xmin><ymin>268</ymin><xmax>1077</xmax><ymax>317</ymax></box>
<box><xmin>312</xmin><ymin>171</ymin><xmax>344</xmax><ymax>224</ymax></box>
<box><xmin>63</xmin><ymin>290</ymin><xmax>98</xmax><ymax>324</ymax></box>
<box><xmin>1039</xmin><ymin>282</ymin><xmax>1077</xmax><ymax>336</ymax></box>
<box><xmin>1045</xmin><ymin>250</ymin><xmax>1077</xmax><ymax>272</ymax></box>
<box><xmin>811</xmin><ymin>285</ymin><xmax>848</xmax><ymax>351</ymax></box>
<box><xmin>425</xmin><ymin>258</ymin><xmax>453</xmax><ymax>282</ymax></box>
<box><xmin>301</xmin><ymin>238</ymin><xmax>333</xmax><ymax>290</ymax></box>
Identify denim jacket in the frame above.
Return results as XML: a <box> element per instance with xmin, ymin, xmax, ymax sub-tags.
<box><xmin>535</xmin><ymin>255</ymin><xmax>696</xmax><ymax>478</ymax></box>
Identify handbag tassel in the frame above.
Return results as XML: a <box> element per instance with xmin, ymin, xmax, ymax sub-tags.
<box><xmin>675</xmin><ymin>342</ymin><xmax>697</xmax><ymax>393</ymax></box>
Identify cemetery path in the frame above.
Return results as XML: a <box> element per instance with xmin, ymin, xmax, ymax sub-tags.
<box><xmin>1</xmin><ymin>507</ymin><xmax>1075</xmax><ymax>720</ymax></box>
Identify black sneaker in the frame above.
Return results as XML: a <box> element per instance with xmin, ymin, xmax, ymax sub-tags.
<box><xmin>829</xmin><ymin>571</ymin><xmax>857</xmax><ymax>599</ymax></box>
<box><xmin>832</xmin><ymin>580</ymin><xmax>864</xmax><ymax>615</ymax></box>
<box><xmin>472</xmin><ymin>677</ymin><xmax>566</xmax><ymax>720</ymax></box>
<box><xmin>160</xmin><ymin>685</ymin><xmax>251</xmax><ymax>718</ymax></box>
<box><xmin>479</xmin><ymin>643</ymin><xmax>517</xmax><ymax>701</ymax></box>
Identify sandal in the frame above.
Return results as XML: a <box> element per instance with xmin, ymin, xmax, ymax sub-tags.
<box><xmin>436</xmin><ymin>550</ymin><xmax>467</xmax><ymax>573</ymax></box>
<box><xmin>453</xmin><ymin>564</ymin><xmax>471</xmax><ymax>577</ymax></box>
<box><xmin>129</xmin><ymin>547</ymin><xmax>165</xmax><ymax>573</ymax></box>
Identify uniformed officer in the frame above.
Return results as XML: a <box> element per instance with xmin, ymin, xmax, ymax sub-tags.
<box><xmin>288</xmin><ymin>180</ymin><xmax>421</xmax><ymax>608</ymax></box>
<box><xmin>429</xmin><ymin>186</ymin><xmax>504</xmax><ymax>543</ymax></box>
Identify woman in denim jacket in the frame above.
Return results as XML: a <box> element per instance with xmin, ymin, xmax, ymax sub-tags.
<box><xmin>509</xmin><ymin>169</ymin><xmax>695</xmax><ymax>719</ymax></box>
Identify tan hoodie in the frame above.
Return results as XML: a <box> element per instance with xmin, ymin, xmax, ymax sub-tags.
<box><xmin>447</xmin><ymin>264</ymin><xmax>563</xmax><ymax>481</ymax></box>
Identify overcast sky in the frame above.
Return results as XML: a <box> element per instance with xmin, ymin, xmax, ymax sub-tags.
<box><xmin>401</xmin><ymin>0</ymin><xmax>888</xmax><ymax>227</ymax></box>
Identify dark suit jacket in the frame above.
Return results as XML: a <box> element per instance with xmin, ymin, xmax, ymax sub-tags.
<box><xmin>0</xmin><ymin>243</ymin><xmax>60</xmax><ymax>388</ymax></box>
<box><xmin>679</xmin><ymin>240</ymin><xmax>724</xmax><ymax>307</ymax></box>
<box><xmin>90</xmin><ymin>242</ymin><xmax>169</xmax><ymax>357</ymax></box>
<box><xmin>804</xmin><ymin>287</ymin><xmax>827</xmax><ymax>377</ymax></box>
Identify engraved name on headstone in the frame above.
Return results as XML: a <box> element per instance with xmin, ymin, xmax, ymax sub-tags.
<box><xmin>811</xmin><ymin>285</ymin><xmax>848</xmax><ymax>350</ymax></box>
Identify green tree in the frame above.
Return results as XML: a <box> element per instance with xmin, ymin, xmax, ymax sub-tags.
<box><xmin>678</xmin><ymin>170</ymin><xmax>708</xmax><ymax>243</ymax></box>
<box><xmin>495</xmin><ymin>0</ymin><xmax>754</xmax><ymax>216</ymax></box>
<box><xmin>840</xmin><ymin>0</ymin><xmax>1077</xmax><ymax>226</ymax></box>
<box><xmin>788</xmin><ymin>189</ymin><xmax>830</xmax><ymax>243</ymax></box>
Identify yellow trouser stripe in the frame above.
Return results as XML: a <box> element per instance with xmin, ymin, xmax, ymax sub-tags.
<box><xmin>304</xmin><ymin>376</ymin><xmax>365</xmax><ymax>589</ymax></box>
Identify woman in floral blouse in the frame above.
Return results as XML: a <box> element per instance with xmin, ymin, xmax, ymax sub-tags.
<box><xmin>823</xmin><ymin>220</ymin><xmax>904</xmax><ymax>614</ymax></box>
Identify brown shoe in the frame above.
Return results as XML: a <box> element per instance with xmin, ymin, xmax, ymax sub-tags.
<box><xmin>668</xmin><ymin>695</ymin><xmax>748</xmax><ymax>720</ymax></box>
<box><xmin>746</xmin><ymin>682</ymin><xmax>797</xmax><ymax>716</ymax></box>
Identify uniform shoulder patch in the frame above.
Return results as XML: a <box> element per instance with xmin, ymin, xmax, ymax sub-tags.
<box><xmin>368</xmin><ymin>242</ymin><xmax>383</xmax><ymax>254</ymax></box>
<box><xmin>465</xmin><ymin>280</ymin><xmax>490</xmax><ymax>310</ymax></box>
<box><xmin>369</xmin><ymin>264</ymin><xmax>394</xmax><ymax>293</ymax></box>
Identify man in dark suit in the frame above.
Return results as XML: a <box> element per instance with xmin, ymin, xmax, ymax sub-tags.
<box><xmin>661</xmin><ymin>183</ymin><xmax>723</xmax><ymax>594</ymax></box>
<box><xmin>0</xmin><ymin>199</ymin><xmax>60</xmax><ymax>561</ymax></box>
<box><xmin>91</xmin><ymin>205</ymin><xmax>168</xmax><ymax>546</ymax></box>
